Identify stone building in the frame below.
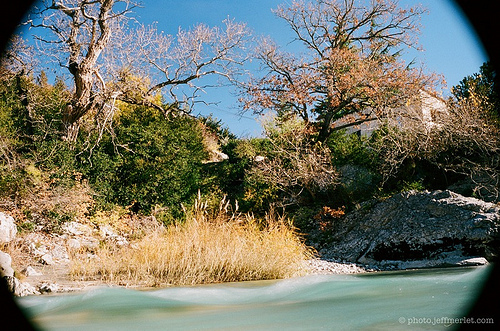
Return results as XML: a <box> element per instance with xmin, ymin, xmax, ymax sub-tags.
<box><xmin>339</xmin><ymin>90</ymin><xmax>448</xmax><ymax>137</ymax></box>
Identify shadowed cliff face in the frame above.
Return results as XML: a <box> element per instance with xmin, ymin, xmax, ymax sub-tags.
<box><xmin>320</xmin><ymin>190</ymin><xmax>500</xmax><ymax>267</ymax></box>
<box><xmin>369</xmin><ymin>237</ymin><xmax>488</xmax><ymax>261</ymax></box>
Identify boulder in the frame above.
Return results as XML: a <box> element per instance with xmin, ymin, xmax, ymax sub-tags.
<box><xmin>322</xmin><ymin>190</ymin><xmax>500</xmax><ymax>267</ymax></box>
<box><xmin>0</xmin><ymin>251</ymin><xmax>38</xmax><ymax>296</ymax></box>
<box><xmin>0</xmin><ymin>251</ymin><xmax>14</xmax><ymax>277</ymax></box>
<box><xmin>62</xmin><ymin>221</ymin><xmax>93</xmax><ymax>236</ymax></box>
<box><xmin>100</xmin><ymin>225</ymin><xmax>129</xmax><ymax>246</ymax></box>
<box><xmin>39</xmin><ymin>282</ymin><xmax>59</xmax><ymax>294</ymax></box>
<box><xmin>67</xmin><ymin>238</ymin><xmax>82</xmax><ymax>250</ymax></box>
<box><xmin>40</xmin><ymin>253</ymin><xmax>54</xmax><ymax>265</ymax></box>
<box><xmin>4</xmin><ymin>276</ymin><xmax>39</xmax><ymax>296</ymax></box>
<box><xmin>0</xmin><ymin>212</ymin><xmax>17</xmax><ymax>243</ymax></box>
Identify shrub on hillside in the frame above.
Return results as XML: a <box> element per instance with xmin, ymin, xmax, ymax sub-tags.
<box><xmin>82</xmin><ymin>104</ymin><xmax>209</xmax><ymax>218</ymax></box>
<box><xmin>325</xmin><ymin>130</ymin><xmax>380</xmax><ymax>204</ymax></box>
<box><xmin>369</xmin><ymin>96</ymin><xmax>500</xmax><ymax>201</ymax></box>
<box><xmin>0</xmin><ymin>73</ymin><xmax>212</xmax><ymax>222</ymax></box>
<box><xmin>244</xmin><ymin>116</ymin><xmax>338</xmax><ymax>210</ymax></box>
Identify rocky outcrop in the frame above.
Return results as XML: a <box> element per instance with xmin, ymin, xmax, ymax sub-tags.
<box><xmin>0</xmin><ymin>213</ymin><xmax>39</xmax><ymax>295</ymax></box>
<box><xmin>321</xmin><ymin>190</ymin><xmax>500</xmax><ymax>269</ymax></box>
<box><xmin>3</xmin><ymin>275</ymin><xmax>39</xmax><ymax>296</ymax></box>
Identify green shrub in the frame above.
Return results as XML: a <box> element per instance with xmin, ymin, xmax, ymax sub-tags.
<box><xmin>209</xmin><ymin>137</ymin><xmax>273</xmax><ymax>212</ymax></box>
<box><xmin>324</xmin><ymin>130</ymin><xmax>381</xmax><ymax>204</ymax></box>
<box><xmin>326</xmin><ymin>129</ymin><xmax>376</xmax><ymax>168</ymax></box>
<box><xmin>82</xmin><ymin>104</ymin><xmax>209</xmax><ymax>215</ymax></box>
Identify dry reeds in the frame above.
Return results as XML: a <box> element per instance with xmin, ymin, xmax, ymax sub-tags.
<box><xmin>70</xmin><ymin>196</ymin><xmax>315</xmax><ymax>287</ymax></box>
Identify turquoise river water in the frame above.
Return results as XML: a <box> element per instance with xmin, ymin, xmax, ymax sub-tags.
<box><xmin>16</xmin><ymin>266</ymin><xmax>492</xmax><ymax>331</ymax></box>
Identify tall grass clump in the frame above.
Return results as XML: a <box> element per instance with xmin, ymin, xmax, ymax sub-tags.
<box><xmin>70</xmin><ymin>195</ymin><xmax>315</xmax><ymax>287</ymax></box>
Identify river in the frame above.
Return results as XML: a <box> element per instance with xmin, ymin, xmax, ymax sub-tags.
<box><xmin>16</xmin><ymin>266</ymin><xmax>492</xmax><ymax>330</ymax></box>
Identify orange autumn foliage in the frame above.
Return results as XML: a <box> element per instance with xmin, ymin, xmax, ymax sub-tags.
<box><xmin>241</xmin><ymin>0</ymin><xmax>443</xmax><ymax>142</ymax></box>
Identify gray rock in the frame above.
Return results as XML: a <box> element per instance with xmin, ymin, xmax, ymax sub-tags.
<box><xmin>0</xmin><ymin>251</ymin><xmax>14</xmax><ymax>277</ymax></box>
<box><xmin>39</xmin><ymin>282</ymin><xmax>59</xmax><ymax>293</ymax></box>
<box><xmin>100</xmin><ymin>225</ymin><xmax>129</xmax><ymax>246</ymax></box>
<box><xmin>363</xmin><ymin>254</ymin><xmax>489</xmax><ymax>270</ymax></box>
<box><xmin>40</xmin><ymin>253</ymin><xmax>54</xmax><ymax>265</ymax></box>
<box><xmin>23</xmin><ymin>266</ymin><xmax>42</xmax><ymax>277</ymax></box>
<box><xmin>67</xmin><ymin>238</ymin><xmax>82</xmax><ymax>250</ymax></box>
<box><xmin>1</xmin><ymin>250</ymin><xmax>40</xmax><ymax>296</ymax></box>
<box><xmin>457</xmin><ymin>257</ymin><xmax>489</xmax><ymax>266</ymax></box>
<box><xmin>4</xmin><ymin>276</ymin><xmax>39</xmax><ymax>296</ymax></box>
<box><xmin>50</xmin><ymin>244</ymin><xmax>69</xmax><ymax>262</ymax></box>
<box><xmin>80</xmin><ymin>237</ymin><xmax>99</xmax><ymax>250</ymax></box>
<box><xmin>322</xmin><ymin>190</ymin><xmax>500</xmax><ymax>266</ymax></box>
<box><xmin>0</xmin><ymin>212</ymin><xmax>17</xmax><ymax>243</ymax></box>
<box><xmin>62</xmin><ymin>221</ymin><xmax>93</xmax><ymax>236</ymax></box>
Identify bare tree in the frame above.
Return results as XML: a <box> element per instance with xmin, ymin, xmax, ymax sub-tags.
<box><xmin>113</xmin><ymin>18</ymin><xmax>251</xmax><ymax>113</ymax></box>
<box><xmin>0</xmin><ymin>35</ymin><xmax>37</xmax><ymax>78</ymax></box>
<box><xmin>25</xmin><ymin>0</ymin><xmax>138</xmax><ymax>141</ymax></box>
<box><xmin>240</xmin><ymin>0</ymin><xmax>442</xmax><ymax>142</ymax></box>
<box><xmin>432</xmin><ymin>96</ymin><xmax>500</xmax><ymax>201</ymax></box>
<box><xmin>24</xmin><ymin>1</ymin><xmax>251</xmax><ymax>143</ymax></box>
<box><xmin>372</xmin><ymin>90</ymin><xmax>500</xmax><ymax>201</ymax></box>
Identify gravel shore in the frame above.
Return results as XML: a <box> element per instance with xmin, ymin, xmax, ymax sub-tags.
<box><xmin>305</xmin><ymin>258</ymin><xmax>371</xmax><ymax>275</ymax></box>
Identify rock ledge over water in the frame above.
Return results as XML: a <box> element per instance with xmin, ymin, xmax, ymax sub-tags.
<box><xmin>320</xmin><ymin>190</ymin><xmax>500</xmax><ymax>269</ymax></box>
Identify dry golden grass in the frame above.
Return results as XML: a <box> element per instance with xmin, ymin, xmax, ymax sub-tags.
<box><xmin>70</xmin><ymin>196</ymin><xmax>315</xmax><ymax>287</ymax></box>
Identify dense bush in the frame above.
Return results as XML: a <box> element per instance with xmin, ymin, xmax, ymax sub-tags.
<box><xmin>326</xmin><ymin>130</ymin><xmax>376</xmax><ymax>169</ymax></box>
<box><xmin>324</xmin><ymin>130</ymin><xmax>380</xmax><ymax>204</ymax></box>
<box><xmin>80</xmin><ymin>104</ymin><xmax>209</xmax><ymax>219</ymax></box>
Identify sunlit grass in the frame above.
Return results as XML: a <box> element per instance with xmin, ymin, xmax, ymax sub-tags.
<box><xmin>70</xmin><ymin>196</ymin><xmax>315</xmax><ymax>287</ymax></box>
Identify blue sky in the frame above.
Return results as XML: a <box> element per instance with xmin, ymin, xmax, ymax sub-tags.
<box><xmin>133</xmin><ymin>0</ymin><xmax>487</xmax><ymax>137</ymax></box>
<box><xmin>21</xmin><ymin>0</ymin><xmax>489</xmax><ymax>138</ymax></box>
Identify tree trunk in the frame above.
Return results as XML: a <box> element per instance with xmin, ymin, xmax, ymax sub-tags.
<box><xmin>62</xmin><ymin>69</ymin><xmax>93</xmax><ymax>143</ymax></box>
<box><xmin>317</xmin><ymin>111</ymin><xmax>335</xmax><ymax>143</ymax></box>
<box><xmin>57</xmin><ymin>0</ymin><xmax>115</xmax><ymax>143</ymax></box>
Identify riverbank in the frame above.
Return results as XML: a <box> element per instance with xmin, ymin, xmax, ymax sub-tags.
<box><xmin>4</xmin><ymin>249</ymin><xmax>489</xmax><ymax>296</ymax></box>
<box><xmin>0</xmin><ymin>206</ymin><xmax>494</xmax><ymax>295</ymax></box>
<box><xmin>1</xmin><ymin>222</ymin><xmax>371</xmax><ymax>296</ymax></box>
<box><xmin>3</xmin><ymin>224</ymin><xmax>371</xmax><ymax>295</ymax></box>
<box><xmin>8</xmin><ymin>257</ymin><xmax>372</xmax><ymax>295</ymax></box>
<box><xmin>2</xmin><ymin>189</ymin><xmax>497</xmax><ymax>296</ymax></box>
<box><xmin>1</xmin><ymin>207</ymin><xmax>317</xmax><ymax>296</ymax></box>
